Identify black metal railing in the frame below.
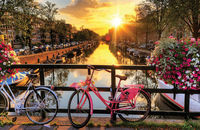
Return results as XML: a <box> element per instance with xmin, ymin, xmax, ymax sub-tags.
<box><xmin>11</xmin><ymin>64</ymin><xmax>200</xmax><ymax>120</ymax></box>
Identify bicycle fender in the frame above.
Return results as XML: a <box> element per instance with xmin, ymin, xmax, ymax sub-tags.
<box><xmin>35</xmin><ymin>87</ymin><xmax>60</xmax><ymax>107</ymax></box>
<box><xmin>0</xmin><ymin>91</ymin><xmax>9</xmax><ymax>111</ymax></box>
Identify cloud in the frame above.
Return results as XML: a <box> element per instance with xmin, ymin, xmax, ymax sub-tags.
<box><xmin>59</xmin><ymin>0</ymin><xmax>112</xmax><ymax>19</ymax></box>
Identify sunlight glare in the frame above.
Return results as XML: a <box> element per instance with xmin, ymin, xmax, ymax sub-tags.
<box><xmin>112</xmin><ymin>18</ymin><xmax>122</xmax><ymax>27</ymax></box>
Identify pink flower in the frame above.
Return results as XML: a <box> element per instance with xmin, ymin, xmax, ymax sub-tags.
<box><xmin>190</xmin><ymin>79</ymin><xmax>194</xmax><ymax>83</ymax></box>
<box><xmin>175</xmin><ymin>81</ymin><xmax>179</xmax><ymax>84</ymax></box>
<box><xmin>0</xmin><ymin>68</ymin><xmax>1</xmax><ymax>71</ymax></box>
<box><xmin>193</xmin><ymin>74</ymin><xmax>198</xmax><ymax>77</ymax></box>
<box><xmin>169</xmin><ymin>36</ymin><xmax>173</xmax><ymax>38</ymax></box>
<box><xmin>191</xmin><ymin>38</ymin><xmax>196</xmax><ymax>42</ymax></box>
<box><xmin>182</xmin><ymin>52</ymin><xmax>186</xmax><ymax>54</ymax></box>
<box><xmin>179</xmin><ymin>83</ymin><xmax>183</xmax><ymax>86</ymax></box>
<box><xmin>185</xmin><ymin>48</ymin><xmax>188</xmax><ymax>51</ymax></box>
<box><xmin>155</xmin><ymin>41</ymin><xmax>159</xmax><ymax>44</ymax></box>
<box><xmin>183</xmin><ymin>57</ymin><xmax>187</xmax><ymax>60</ymax></box>
<box><xmin>167</xmin><ymin>57</ymin><xmax>170</xmax><ymax>61</ymax></box>
<box><xmin>187</xmin><ymin>59</ymin><xmax>191</xmax><ymax>63</ymax></box>
<box><xmin>174</xmin><ymin>54</ymin><xmax>178</xmax><ymax>57</ymax></box>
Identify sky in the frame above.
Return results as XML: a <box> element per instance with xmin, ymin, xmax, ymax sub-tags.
<box><xmin>37</xmin><ymin>0</ymin><xmax>142</xmax><ymax>36</ymax></box>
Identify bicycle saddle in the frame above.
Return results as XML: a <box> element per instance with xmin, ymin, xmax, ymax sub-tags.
<box><xmin>26</xmin><ymin>74</ymin><xmax>38</xmax><ymax>78</ymax></box>
<box><xmin>115</xmin><ymin>75</ymin><xmax>127</xmax><ymax>80</ymax></box>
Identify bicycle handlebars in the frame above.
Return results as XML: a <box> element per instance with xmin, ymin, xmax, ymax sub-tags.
<box><xmin>87</xmin><ymin>65</ymin><xmax>127</xmax><ymax>80</ymax></box>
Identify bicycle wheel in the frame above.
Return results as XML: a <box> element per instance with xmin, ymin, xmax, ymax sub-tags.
<box><xmin>68</xmin><ymin>90</ymin><xmax>91</xmax><ymax>128</ymax></box>
<box><xmin>0</xmin><ymin>91</ymin><xmax>7</xmax><ymax>114</ymax></box>
<box><xmin>117</xmin><ymin>90</ymin><xmax>150</xmax><ymax>122</ymax></box>
<box><xmin>24</xmin><ymin>88</ymin><xmax>58</xmax><ymax>124</ymax></box>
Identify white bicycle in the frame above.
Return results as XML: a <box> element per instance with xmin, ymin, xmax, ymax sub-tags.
<box><xmin>0</xmin><ymin>73</ymin><xmax>59</xmax><ymax>124</ymax></box>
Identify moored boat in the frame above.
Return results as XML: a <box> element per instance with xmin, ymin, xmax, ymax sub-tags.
<box><xmin>158</xmin><ymin>79</ymin><xmax>200</xmax><ymax>112</ymax></box>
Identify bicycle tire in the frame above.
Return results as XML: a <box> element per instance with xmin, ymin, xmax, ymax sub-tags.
<box><xmin>117</xmin><ymin>90</ymin><xmax>150</xmax><ymax>122</ymax></box>
<box><xmin>68</xmin><ymin>90</ymin><xmax>91</xmax><ymax>128</ymax></box>
<box><xmin>24</xmin><ymin>88</ymin><xmax>58</xmax><ymax>124</ymax></box>
<box><xmin>0</xmin><ymin>91</ymin><xmax>7</xmax><ymax>114</ymax></box>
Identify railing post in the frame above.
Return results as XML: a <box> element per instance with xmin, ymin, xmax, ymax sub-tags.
<box><xmin>184</xmin><ymin>90</ymin><xmax>190</xmax><ymax>120</ymax></box>
<box><xmin>111</xmin><ymin>66</ymin><xmax>116</xmax><ymax>122</ymax></box>
<box><xmin>39</xmin><ymin>67</ymin><xmax>45</xmax><ymax>85</ymax></box>
<box><xmin>39</xmin><ymin>67</ymin><xmax>46</xmax><ymax>118</ymax></box>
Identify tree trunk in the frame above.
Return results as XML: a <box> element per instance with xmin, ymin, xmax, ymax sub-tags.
<box><xmin>28</xmin><ymin>36</ymin><xmax>32</xmax><ymax>54</ymax></box>
<box><xmin>158</xmin><ymin>30</ymin><xmax>162</xmax><ymax>40</ymax></box>
<box><xmin>192</xmin><ymin>28</ymin><xmax>199</xmax><ymax>40</ymax></box>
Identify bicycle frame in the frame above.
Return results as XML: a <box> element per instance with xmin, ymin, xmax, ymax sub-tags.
<box><xmin>0</xmin><ymin>80</ymin><xmax>33</xmax><ymax>110</ymax></box>
<box><xmin>70</xmin><ymin>76</ymin><xmax>144</xmax><ymax>115</ymax></box>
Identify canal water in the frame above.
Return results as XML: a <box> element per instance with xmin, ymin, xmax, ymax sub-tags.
<box><xmin>41</xmin><ymin>42</ymin><xmax>159</xmax><ymax>117</ymax></box>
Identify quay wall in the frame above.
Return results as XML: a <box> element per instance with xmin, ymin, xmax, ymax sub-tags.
<box><xmin>18</xmin><ymin>47</ymin><xmax>74</xmax><ymax>64</ymax></box>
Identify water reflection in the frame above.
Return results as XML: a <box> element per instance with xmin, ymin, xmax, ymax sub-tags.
<box><xmin>44</xmin><ymin>42</ymin><xmax>157</xmax><ymax>113</ymax></box>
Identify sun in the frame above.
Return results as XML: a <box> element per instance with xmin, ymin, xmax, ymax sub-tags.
<box><xmin>112</xmin><ymin>18</ymin><xmax>122</xmax><ymax>27</ymax></box>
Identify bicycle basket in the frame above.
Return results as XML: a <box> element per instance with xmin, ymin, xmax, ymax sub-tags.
<box><xmin>69</xmin><ymin>81</ymin><xmax>86</xmax><ymax>90</ymax></box>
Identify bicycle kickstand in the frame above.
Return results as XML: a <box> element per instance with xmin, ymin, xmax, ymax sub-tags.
<box><xmin>110</xmin><ymin>111</ymin><xmax>116</xmax><ymax>124</ymax></box>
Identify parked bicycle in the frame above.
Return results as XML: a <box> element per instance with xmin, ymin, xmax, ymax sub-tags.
<box><xmin>68</xmin><ymin>65</ymin><xmax>151</xmax><ymax>128</ymax></box>
<box><xmin>0</xmin><ymin>71</ymin><xmax>59</xmax><ymax>124</ymax></box>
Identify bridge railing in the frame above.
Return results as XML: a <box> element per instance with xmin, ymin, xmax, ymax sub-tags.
<box><xmin>11</xmin><ymin>64</ymin><xmax>200</xmax><ymax>120</ymax></box>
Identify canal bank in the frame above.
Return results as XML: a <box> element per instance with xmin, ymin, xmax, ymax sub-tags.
<box><xmin>0</xmin><ymin>116</ymin><xmax>198</xmax><ymax>130</ymax></box>
<box><xmin>18</xmin><ymin>47</ymin><xmax>75</xmax><ymax>64</ymax></box>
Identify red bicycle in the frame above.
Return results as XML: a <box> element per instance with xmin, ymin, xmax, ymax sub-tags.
<box><xmin>68</xmin><ymin>65</ymin><xmax>151</xmax><ymax>128</ymax></box>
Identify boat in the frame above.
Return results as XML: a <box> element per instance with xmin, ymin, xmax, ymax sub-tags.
<box><xmin>158</xmin><ymin>79</ymin><xmax>200</xmax><ymax>112</ymax></box>
<box><xmin>0</xmin><ymin>71</ymin><xmax>30</xmax><ymax>86</ymax></box>
<box><xmin>50</xmin><ymin>54</ymin><xmax>65</xmax><ymax>64</ymax></box>
<box><xmin>73</xmin><ymin>48</ymin><xmax>82</xmax><ymax>56</ymax></box>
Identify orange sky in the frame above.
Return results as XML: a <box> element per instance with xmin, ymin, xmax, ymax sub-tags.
<box><xmin>38</xmin><ymin>0</ymin><xmax>141</xmax><ymax>35</ymax></box>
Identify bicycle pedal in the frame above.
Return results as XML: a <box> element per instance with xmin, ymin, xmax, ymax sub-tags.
<box><xmin>110</xmin><ymin>119</ymin><xmax>116</xmax><ymax>124</ymax></box>
<box><xmin>12</xmin><ymin>117</ymin><xmax>17</xmax><ymax>122</ymax></box>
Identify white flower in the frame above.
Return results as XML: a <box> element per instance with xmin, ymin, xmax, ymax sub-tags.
<box><xmin>3</xmin><ymin>62</ymin><xmax>6</xmax><ymax>65</ymax></box>
<box><xmin>197</xmin><ymin>53</ymin><xmax>199</xmax><ymax>57</ymax></box>
<box><xmin>186</xmin><ymin>70</ymin><xmax>190</xmax><ymax>74</ymax></box>
<box><xmin>181</xmin><ymin>79</ymin><xmax>185</xmax><ymax>82</ymax></box>
<box><xmin>186</xmin><ymin>75</ymin><xmax>189</xmax><ymax>79</ymax></box>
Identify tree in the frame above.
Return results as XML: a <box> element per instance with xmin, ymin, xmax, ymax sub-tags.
<box><xmin>55</xmin><ymin>20</ymin><xmax>72</xmax><ymax>44</ymax></box>
<box><xmin>169</xmin><ymin>0</ymin><xmax>200</xmax><ymax>39</ymax></box>
<box><xmin>40</xmin><ymin>1</ymin><xmax>58</xmax><ymax>48</ymax></box>
<box><xmin>73</xmin><ymin>29</ymin><xmax>100</xmax><ymax>41</ymax></box>
<box><xmin>38</xmin><ymin>26</ymin><xmax>47</xmax><ymax>45</ymax></box>
<box><xmin>147</xmin><ymin>0</ymin><xmax>170</xmax><ymax>39</ymax></box>
<box><xmin>135</xmin><ymin>2</ymin><xmax>154</xmax><ymax>45</ymax></box>
<box><xmin>10</xmin><ymin>0</ymin><xmax>41</xmax><ymax>49</ymax></box>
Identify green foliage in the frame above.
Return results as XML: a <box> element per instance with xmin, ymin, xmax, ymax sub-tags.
<box><xmin>87</xmin><ymin>121</ymin><xmax>95</xmax><ymax>127</ymax></box>
<box><xmin>104</xmin><ymin>122</ymin><xmax>111</xmax><ymax>128</ymax></box>
<box><xmin>96</xmin><ymin>123</ymin><xmax>101</xmax><ymax>127</ymax></box>
<box><xmin>73</xmin><ymin>29</ymin><xmax>100</xmax><ymax>41</ymax></box>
